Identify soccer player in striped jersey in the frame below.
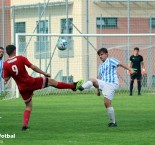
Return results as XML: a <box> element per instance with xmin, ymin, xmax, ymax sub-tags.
<box><xmin>3</xmin><ymin>45</ymin><xmax>83</xmax><ymax>131</ymax></box>
<box><xmin>78</xmin><ymin>48</ymin><xmax>135</xmax><ymax>127</ymax></box>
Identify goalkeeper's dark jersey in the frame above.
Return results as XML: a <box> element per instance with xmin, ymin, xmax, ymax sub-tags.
<box><xmin>130</xmin><ymin>55</ymin><xmax>143</xmax><ymax>72</ymax></box>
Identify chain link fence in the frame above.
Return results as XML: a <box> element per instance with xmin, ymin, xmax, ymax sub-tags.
<box><xmin>0</xmin><ymin>0</ymin><xmax>155</xmax><ymax>99</ymax></box>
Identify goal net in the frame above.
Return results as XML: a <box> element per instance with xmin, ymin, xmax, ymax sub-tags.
<box><xmin>4</xmin><ymin>33</ymin><xmax>155</xmax><ymax>99</ymax></box>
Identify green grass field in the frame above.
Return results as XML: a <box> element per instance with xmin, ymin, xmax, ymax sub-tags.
<box><xmin>0</xmin><ymin>93</ymin><xmax>155</xmax><ymax>145</ymax></box>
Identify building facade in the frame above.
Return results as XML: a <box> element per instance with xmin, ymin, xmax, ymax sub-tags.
<box><xmin>5</xmin><ymin>0</ymin><xmax>155</xmax><ymax>86</ymax></box>
<box><xmin>0</xmin><ymin>0</ymin><xmax>11</xmax><ymax>51</ymax></box>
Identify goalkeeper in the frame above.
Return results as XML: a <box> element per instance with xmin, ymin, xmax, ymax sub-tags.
<box><xmin>129</xmin><ymin>47</ymin><xmax>145</xmax><ymax>96</ymax></box>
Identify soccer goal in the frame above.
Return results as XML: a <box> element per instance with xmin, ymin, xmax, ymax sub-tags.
<box><xmin>4</xmin><ymin>33</ymin><xmax>155</xmax><ymax>99</ymax></box>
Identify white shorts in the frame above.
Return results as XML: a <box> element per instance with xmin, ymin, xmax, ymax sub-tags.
<box><xmin>97</xmin><ymin>79</ymin><xmax>119</xmax><ymax>100</ymax></box>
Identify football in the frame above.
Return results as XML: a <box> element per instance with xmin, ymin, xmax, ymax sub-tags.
<box><xmin>57</xmin><ymin>39</ymin><xmax>68</xmax><ymax>51</ymax></box>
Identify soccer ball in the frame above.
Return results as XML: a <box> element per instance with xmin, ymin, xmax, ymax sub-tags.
<box><xmin>57</xmin><ymin>39</ymin><xmax>68</xmax><ymax>51</ymax></box>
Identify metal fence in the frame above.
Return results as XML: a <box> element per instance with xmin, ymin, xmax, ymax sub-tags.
<box><xmin>1</xmin><ymin>0</ymin><xmax>155</xmax><ymax>98</ymax></box>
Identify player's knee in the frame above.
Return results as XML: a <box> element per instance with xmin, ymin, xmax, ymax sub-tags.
<box><xmin>104</xmin><ymin>99</ymin><xmax>111</xmax><ymax>108</ymax></box>
<box><xmin>89</xmin><ymin>78</ymin><xmax>98</xmax><ymax>87</ymax></box>
<box><xmin>89</xmin><ymin>78</ymin><xmax>97</xmax><ymax>84</ymax></box>
<box><xmin>48</xmin><ymin>78</ymin><xmax>54</xmax><ymax>83</ymax></box>
<box><xmin>48</xmin><ymin>78</ymin><xmax>57</xmax><ymax>86</ymax></box>
<box><xmin>25</xmin><ymin>101</ymin><xmax>32</xmax><ymax>111</ymax></box>
<box><xmin>104</xmin><ymin>102</ymin><xmax>111</xmax><ymax>108</ymax></box>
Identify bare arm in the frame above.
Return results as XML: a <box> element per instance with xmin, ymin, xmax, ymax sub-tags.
<box><xmin>128</xmin><ymin>61</ymin><xmax>132</xmax><ymax>68</ymax></box>
<box><xmin>127</xmin><ymin>61</ymin><xmax>132</xmax><ymax>74</ymax></box>
<box><xmin>30</xmin><ymin>64</ymin><xmax>51</xmax><ymax>77</ymax></box>
<box><xmin>141</xmin><ymin>61</ymin><xmax>146</xmax><ymax>76</ymax></box>
<box><xmin>141</xmin><ymin>62</ymin><xmax>145</xmax><ymax>69</ymax></box>
<box><xmin>118</xmin><ymin>63</ymin><xmax>135</xmax><ymax>74</ymax></box>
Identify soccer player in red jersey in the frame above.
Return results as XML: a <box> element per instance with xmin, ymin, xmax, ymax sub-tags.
<box><xmin>3</xmin><ymin>45</ymin><xmax>83</xmax><ymax>131</ymax></box>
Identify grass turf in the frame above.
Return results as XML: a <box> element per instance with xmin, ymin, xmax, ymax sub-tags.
<box><xmin>0</xmin><ymin>93</ymin><xmax>155</xmax><ymax>145</ymax></box>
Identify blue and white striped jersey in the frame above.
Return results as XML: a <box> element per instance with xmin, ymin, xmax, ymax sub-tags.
<box><xmin>98</xmin><ymin>57</ymin><xmax>120</xmax><ymax>85</ymax></box>
<box><xmin>0</xmin><ymin>60</ymin><xmax>4</xmax><ymax>81</ymax></box>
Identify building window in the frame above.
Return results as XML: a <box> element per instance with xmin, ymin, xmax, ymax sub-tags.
<box><xmin>15</xmin><ymin>22</ymin><xmax>25</xmax><ymax>33</ymax></box>
<box><xmin>36</xmin><ymin>20</ymin><xmax>48</xmax><ymax>41</ymax></box>
<box><xmin>151</xmin><ymin>18</ymin><xmax>155</xmax><ymax>28</ymax></box>
<box><xmin>37</xmin><ymin>20</ymin><xmax>48</xmax><ymax>34</ymax></box>
<box><xmin>59</xmin><ymin>18</ymin><xmax>74</xmax><ymax>58</ymax></box>
<box><xmin>35</xmin><ymin>20</ymin><xmax>50</xmax><ymax>59</ymax></box>
<box><xmin>61</xmin><ymin>18</ymin><xmax>73</xmax><ymax>34</ymax></box>
<box><xmin>15</xmin><ymin>22</ymin><xmax>26</xmax><ymax>55</ymax></box>
<box><xmin>96</xmin><ymin>17</ymin><xmax>117</xmax><ymax>28</ymax></box>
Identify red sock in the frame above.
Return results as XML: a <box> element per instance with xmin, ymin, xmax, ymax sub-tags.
<box><xmin>56</xmin><ymin>82</ymin><xmax>75</xmax><ymax>89</ymax></box>
<box><xmin>23</xmin><ymin>110</ymin><xmax>31</xmax><ymax>127</ymax></box>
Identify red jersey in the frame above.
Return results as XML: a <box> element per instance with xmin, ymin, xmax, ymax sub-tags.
<box><xmin>3</xmin><ymin>55</ymin><xmax>35</xmax><ymax>91</ymax></box>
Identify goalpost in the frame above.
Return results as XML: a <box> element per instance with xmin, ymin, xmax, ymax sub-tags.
<box><xmin>4</xmin><ymin>33</ymin><xmax>155</xmax><ymax>100</ymax></box>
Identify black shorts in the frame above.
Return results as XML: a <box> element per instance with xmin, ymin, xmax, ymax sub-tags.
<box><xmin>130</xmin><ymin>72</ymin><xmax>142</xmax><ymax>80</ymax></box>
